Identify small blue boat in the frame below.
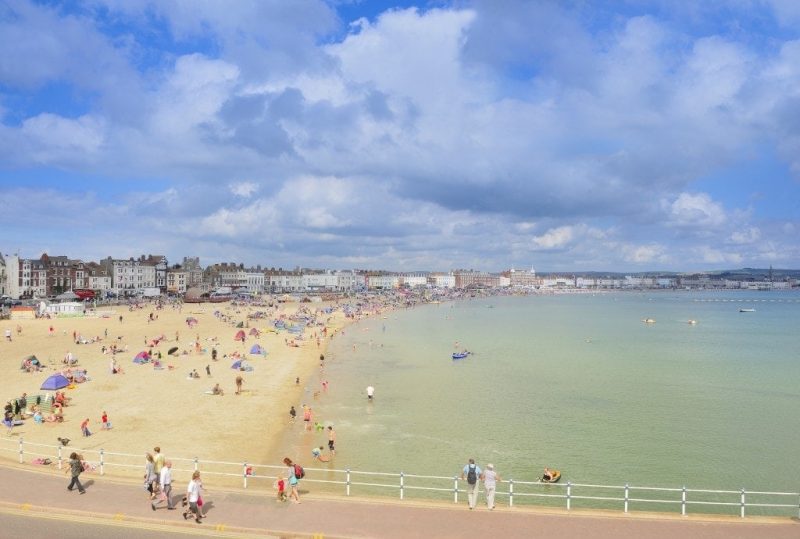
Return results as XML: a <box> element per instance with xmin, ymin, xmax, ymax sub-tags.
<box><xmin>452</xmin><ymin>352</ymin><xmax>469</xmax><ymax>360</ymax></box>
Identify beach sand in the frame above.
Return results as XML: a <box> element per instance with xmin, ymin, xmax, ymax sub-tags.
<box><xmin>1</xmin><ymin>300</ymin><xmax>351</xmax><ymax>477</ymax></box>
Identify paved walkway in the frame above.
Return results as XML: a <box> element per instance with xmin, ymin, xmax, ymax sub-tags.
<box><xmin>1</xmin><ymin>464</ymin><xmax>797</xmax><ymax>538</ymax></box>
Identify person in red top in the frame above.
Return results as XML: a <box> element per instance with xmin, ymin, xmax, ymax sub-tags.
<box><xmin>274</xmin><ymin>475</ymin><xmax>286</xmax><ymax>501</ymax></box>
<box><xmin>101</xmin><ymin>411</ymin><xmax>110</xmax><ymax>430</ymax></box>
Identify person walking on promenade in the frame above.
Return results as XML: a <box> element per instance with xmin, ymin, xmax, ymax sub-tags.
<box><xmin>183</xmin><ymin>470</ymin><xmax>204</xmax><ymax>523</ymax></box>
<box><xmin>283</xmin><ymin>457</ymin><xmax>301</xmax><ymax>503</ymax></box>
<box><xmin>460</xmin><ymin>458</ymin><xmax>482</xmax><ymax>510</ymax></box>
<box><xmin>153</xmin><ymin>446</ymin><xmax>165</xmax><ymax>476</ymax></box>
<box><xmin>235</xmin><ymin>375</ymin><xmax>244</xmax><ymax>395</ymax></box>
<box><xmin>327</xmin><ymin>425</ymin><xmax>336</xmax><ymax>457</ymax></box>
<box><xmin>152</xmin><ymin>460</ymin><xmax>174</xmax><ymax>510</ymax></box>
<box><xmin>144</xmin><ymin>453</ymin><xmax>158</xmax><ymax>499</ymax></box>
<box><xmin>66</xmin><ymin>452</ymin><xmax>86</xmax><ymax>494</ymax></box>
<box><xmin>481</xmin><ymin>463</ymin><xmax>501</xmax><ymax>510</ymax></box>
<box><xmin>274</xmin><ymin>475</ymin><xmax>287</xmax><ymax>502</ymax></box>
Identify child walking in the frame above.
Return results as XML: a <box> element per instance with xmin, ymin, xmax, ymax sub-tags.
<box><xmin>274</xmin><ymin>475</ymin><xmax>287</xmax><ymax>502</ymax></box>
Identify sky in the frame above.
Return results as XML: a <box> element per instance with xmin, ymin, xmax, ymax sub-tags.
<box><xmin>1</xmin><ymin>0</ymin><xmax>799</xmax><ymax>273</ymax></box>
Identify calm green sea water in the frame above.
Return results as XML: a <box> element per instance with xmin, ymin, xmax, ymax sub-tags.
<box><xmin>282</xmin><ymin>291</ymin><xmax>800</xmax><ymax>499</ymax></box>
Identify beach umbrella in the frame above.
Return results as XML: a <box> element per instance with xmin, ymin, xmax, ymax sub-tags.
<box><xmin>167</xmin><ymin>346</ymin><xmax>179</xmax><ymax>356</ymax></box>
<box><xmin>231</xmin><ymin>359</ymin><xmax>243</xmax><ymax>370</ymax></box>
<box><xmin>41</xmin><ymin>374</ymin><xmax>70</xmax><ymax>390</ymax></box>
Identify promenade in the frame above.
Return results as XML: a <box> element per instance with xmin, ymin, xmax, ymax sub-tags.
<box><xmin>0</xmin><ymin>464</ymin><xmax>796</xmax><ymax>538</ymax></box>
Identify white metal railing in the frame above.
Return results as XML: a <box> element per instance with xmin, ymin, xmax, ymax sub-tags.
<box><xmin>2</xmin><ymin>437</ymin><xmax>798</xmax><ymax>519</ymax></box>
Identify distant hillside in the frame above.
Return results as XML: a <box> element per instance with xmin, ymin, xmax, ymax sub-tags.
<box><xmin>538</xmin><ymin>268</ymin><xmax>800</xmax><ymax>279</ymax></box>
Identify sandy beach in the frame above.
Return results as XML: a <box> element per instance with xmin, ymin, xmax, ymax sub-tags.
<box><xmin>1</xmin><ymin>299</ymin><xmax>354</xmax><ymax>475</ymax></box>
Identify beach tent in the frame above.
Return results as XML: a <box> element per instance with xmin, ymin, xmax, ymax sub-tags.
<box><xmin>234</xmin><ymin>330</ymin><xmax>246</xmax><ymax>341</ymax></box>
<box><xmin>235</xmin><ymin>321</ymin><xmax>244</xmax><ymax>328</ymax></box>
<box><xmin>249</xmin><ymin>344</ymin><xmax>265</xmax><ymax>355</ymax></box>
<box><xmin>231</xmin><ymin>359</ymin><xmax>253</xmax><ymax>372</ymax></box>
<box><xmin>133</xmin><ymin>351</ymin><xmax>150</xmax><ymax>364</ymax></box>
<box><xmin>167</xmin><ymin>346</ymin><xmax>179</xmax><ymax>356</ymax></box>
<box><xmin>40</xmin><ymin>373</ymin><xmax>70</xmax><ymax>390</ymax></box>
<box><xmin>186</xmin><ymin>317</ymin><xmax>198</xmax><ymax>327</ymax></box>
<box><xmin>248</xmin><ymin>328</ymin><xmax>260</xmax><ymax>336</ymax></box>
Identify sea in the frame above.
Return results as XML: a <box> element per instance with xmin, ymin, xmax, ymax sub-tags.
<box><xmin>276</xmin><ymin>290</ymin><xmax>800</xmax><ymax>507</ymax></box>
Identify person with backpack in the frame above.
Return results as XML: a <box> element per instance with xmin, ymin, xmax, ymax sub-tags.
<box><xmin>460</xmin><ymin>458</ymin><xmax>482</xmax><ymax>510</ymax></box>
<box><xmin>283</xmin><ymin>457</ymin><xmax>302</xmax><ymax>503</ymax></box>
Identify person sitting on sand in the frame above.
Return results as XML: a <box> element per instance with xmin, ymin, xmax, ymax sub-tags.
<box><xmin>54</xmin><ymin>392</ymin><xmax>68</xmax><ymax>407</ymax></box>
<box><xmin>211</xmin><ymin>383</ymin><xmax>224</xmax><ymax>396</ymax></box>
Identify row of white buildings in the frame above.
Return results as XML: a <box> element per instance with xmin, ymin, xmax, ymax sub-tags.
<box><xmin>0</xmin><ymin>252</ymin><xmax>794</xmax><ymax>300</ymax></box>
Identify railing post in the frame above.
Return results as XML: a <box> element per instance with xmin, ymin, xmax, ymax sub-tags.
<box><xmin>57</xmin><ymin>445</ymin><xmax>62</xmax><ymax>470</ymax></box>
<box><xmin>346</xmin><ymin>469</ymin><xmax>351</xmax><ymax>496</ymax></box>
<box><xmin>100</xmin><ymin>449</ymin><xmax>105</xmax><ymax>475</ymax></box>
<box><xmin>400</xmin><ymin>471</ymin><xmax>404</xmax><ymax>500</ymax></box>
<box><xmin>740</xmin><ymin>489</ymin><xmax>745</xmax><ymax>518</ymax></box>
<box><xmin>454</xmin><ymin>476</ymin><xmax>459</xmax><ymax>504</ymax></box>
<box><xmin>509</xmin><ymin>479</ymin><xmax>514</xmax><ymax>508</ymax></box>
<box><xmin>682</xmin><ymin>486</ymin><xmax>687</xmax><ymax>516</ymax></box>
<box><xmin>18</xmin><ymin>438</ymin><xmax>23</xmax><ymax>464</ymax></box>
<box><xmin>243</xmin><ymin>462</ymin><xmax>248</xmax><ymax>489</ymax></box>
<box><xmin>194</xmin><ymin>457</ymin><xmax>199</xmax><ymax>471</ymax></box>
<box><xmin>624</xmin><ymin>483</ymin><xmax>629</xmax><ymax>513</ymax></box>
<box><xmin>566</xmin><ymin>481</ymin><xmax>572</xmax><ymax>510</ymax></box>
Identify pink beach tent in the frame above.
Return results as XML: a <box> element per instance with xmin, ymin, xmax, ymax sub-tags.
<box><xmin>234</xmin><ymin>330</ymin><xmax>246</xmax><ymax>341</ymax></box>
